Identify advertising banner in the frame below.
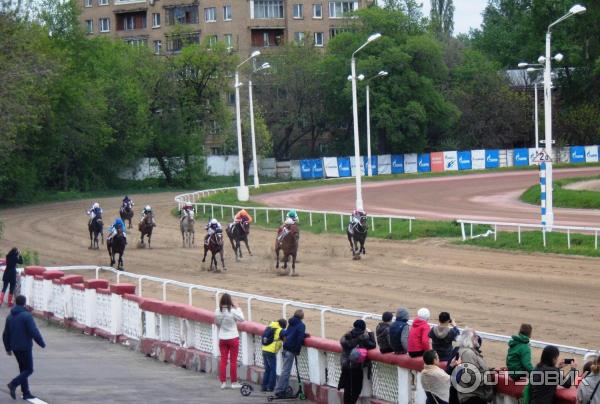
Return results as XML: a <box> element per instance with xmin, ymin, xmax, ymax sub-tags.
<box><xmin>300</xmin><ymin>159</ymin><xmax>313</xmax><ymax>179</ymax></box>
<box><xmin>528</xmin><ymin>148</ymin><xmax>539</xmax><ymax>165</ymax></box>
<box><xmin>471</xmin><ymin>149</ymin><xmax>485</xmax><ymax>170</ymax></box>
<box><xmin>443</xmin><ymin>151</ymin><xmax>458</xmax><ymax>171</ymax></box>
<box><xmin>313</xmin><ymin>159</ymin><xmax>323</xmax><ymax>178</ymax></box>
<box><xmin>337</xmin><ymin>157</ymin><xmax>351</xmax><ymax>177</ymax></box>
<box><xmin>513</xmin><ymin>148</ymin><xmax>529</xmax><ymax>166</ymax></box>
<box><xmin>404</xmin><ymin>153</ymin><xmax>417</xmax><ymax>173</ymax></box>
<box><xmin>378</xmin><ymin>154</ymin><xmax>392</xmax><ymax>175</ymax></box>
<box><xmin>349</xmin><ymin>156</ymin><xmax>365</xmax><ymax>176</ymax></box>
<box><xmin>363</xmin><ymin>156</ymin><xmax>378</xmax><ymax>176</ymax></box>
<box><xmin>458</xmin><ymin>151</ymin><xmax>472</xmax><ymax>170</ymax></box>
<box><xmin>391</xmin><ymin>154</ymin><xmax>404</xmax><ymax>174</ymax></box>
<box><xmin>323</xmin><ymin>157</ymin><xmax>339</xmax><ymax>178</ymax></box>
<box><xmin>585</xmin><ymin>146</ymin><xmax>599</xmax><ymax>163</ymax></box>
<box><xmin>418</xmin><ymin>153</ymin><xmax>431</xmax><ymax>172</ymax></box>
<box><xmin>570</xmin><ymin>146</ymin><xmax>585</xmax><ymax>163</ymax></box>
<box><xmin>485</xmin><ymin>149</ymin><xmax>500</xmax><ymax>169</ymax></box>
<box><xmin>430</xmin><ymin>152</ymin><xmax>444</xmax><ymax>172</ymax></box>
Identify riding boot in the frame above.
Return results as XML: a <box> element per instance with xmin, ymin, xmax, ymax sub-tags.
<box><xmin>7</xmin><ymin>294</ymin><xmax>13</xmax><ymax>307</ymax></box>
<box><xmin>0</xmin><ymin>292</ymin><xmax>4</xmax><ymax>307</ymax></box>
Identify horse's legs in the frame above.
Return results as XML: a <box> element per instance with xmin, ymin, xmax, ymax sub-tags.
<box><xmin>275</xmin><ymin>247</ymin><xmax>280</xmax><ymax>269</ymax></box>
<box><xmin>237</xmin><ymin>240</ymin><xmax>242</xmax><ymax>259</ymax></box>
<box><xmin>148</xmin><ymin>233</ymin><xmax>152</xmax><ymax>249</ymax></box>
<box><xmin>220</xmin><ymin>248</ymin><xmax>226</xmax><ymax>270</ymax></box>
<box><xmin>244</xmin><ymin>238</ymin><xmax>252</xmax><ymax>256</ymax></box>
<box><xmin>291</xmin><ymin>253</ymin><xmax>296</xmax><ymax>276</ymax></box>
<box><xmin>118</xmin><ymin>253</ymin><xmax>123</xmax><ymax>270</ymax></box>
<box><xmin>181</xmin><ymin>231</ymin><xmax>185</xmax><ymax>248</ymax></box>
<box><xmin>202</xmin><ymin>246</ymin><xmax>208</xmax><ymax>262</ymax></box>
<box><xmin>347</xmin><ymin>234</ymin><xmax>355</xmax><ymax>254</ymax></box>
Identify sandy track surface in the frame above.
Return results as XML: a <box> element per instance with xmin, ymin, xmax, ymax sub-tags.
<box><xmin>564</xmin><ymin>179</ymin><xmax>600</xmax><ymax>191</ymax></box>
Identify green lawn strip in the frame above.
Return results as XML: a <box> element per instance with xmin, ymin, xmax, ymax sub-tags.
<box><xmin>520</xmin><ymin>174</ymin><xmax>600</xmax><ymax>209</ymax></box>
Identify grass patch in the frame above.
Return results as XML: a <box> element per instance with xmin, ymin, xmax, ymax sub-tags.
<box><xmin>520</xmin><ymin>175</ymin><xmax>600</xmax><ymax>209</ymax></box>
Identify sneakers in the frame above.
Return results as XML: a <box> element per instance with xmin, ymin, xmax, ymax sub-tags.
<box><xmin>220</xmin><ymin>382</ymin><xmax>227</xmax><ymax>389</ymax></box>
<box><xmin>22</xmin><ymin>393</ymin><xmax>37</xmax><ymax>400</ymax></box>
<box><xmin>231</xmin><ymin>383</ymin><xmax>242</xmax><ymax>389</ymax></box>
<box><xmin>7</xmin><ymin>383</ymin><xmax>16</xmax><ymax>400</ymax></box>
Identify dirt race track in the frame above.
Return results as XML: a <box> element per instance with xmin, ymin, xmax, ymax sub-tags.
<box><xmin>1</xmin><ymin>168</ymin><xmax>600</xmax><ymax>365</ymax></box>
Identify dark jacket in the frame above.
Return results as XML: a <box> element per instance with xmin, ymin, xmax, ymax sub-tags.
<box><xmin>429</xmin><ymin>325</ymin><xmax>460</xmax><ymax>361</ymax></box>
<box><xmin>3</xmin><ymin>306</ymin><xmax>46</xmax><ymax>352</ymax></box>
<box><xmin>389</xmin><ymin>311</ymin><xmax>410</xmax><ymax>354</ymax></box>
<box><xmin>530</xmin><ymin>364</ymin><xmax>574</xmax><ymax>404</ymax></box>
<box><xmin>506</xmin><ymin>334</ymin><xmax>533</xmax><ymax>380</ymax></box>
<box><xmin>280</xmin><ymin>316</ymin><xmax>306</xmax><ymax>355</ymax></box>
<box><xmin>340</xmin><ymin>328</ymin><xmax>376</xmax><ymax>369</ymax></box>
<box><xmin>376</xmin><ymin>322</ymin><xmax>393</xmax><ymax>353</ymax></box>
<box><xmin>3</xmin><ymin>250</ymin><xmax>23</xmax><ymax>283</ymax></box>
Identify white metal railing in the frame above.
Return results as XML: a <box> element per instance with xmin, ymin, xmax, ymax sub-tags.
<box><xmin>458</xmin><ymin>219</ymin><xmax>600</xmax><ymax>249</ymax></box>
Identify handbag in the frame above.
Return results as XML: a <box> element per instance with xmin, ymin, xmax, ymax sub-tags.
<box><xmin>588</xmin><ymin>379</ymin><xmax>600</xmax><ymax>404</ymax></box>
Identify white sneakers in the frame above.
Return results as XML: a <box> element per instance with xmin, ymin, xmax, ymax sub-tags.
<box><xmin>221</xmin><ymin>382</ymin><xmax>227</xmax><ymax>389</ymax></box>
<box><xmin>221</xmin><ymin>382</ymin><xmax>242</xmax><ymax>389</ymax></box>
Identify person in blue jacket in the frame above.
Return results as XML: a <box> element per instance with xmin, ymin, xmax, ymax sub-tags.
<box><xmin>274</xmin><ymin>309</ymin><xmax>307</xmax><ymax>398</ymax></box>
<box><xmin>3</xmin><ymin>295</ymin><xmax>46</xmax><ymax>400</ymax></box>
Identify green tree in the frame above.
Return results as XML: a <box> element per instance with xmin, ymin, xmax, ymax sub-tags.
<box><xmin>429</xmin><ymin>0</ymin><xmax>454</xmax><ymax>39</ymax></box>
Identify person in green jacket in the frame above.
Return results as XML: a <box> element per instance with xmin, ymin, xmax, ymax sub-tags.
<box><xmin>506</xmin><ymin>323</ymin><xmax>534</xmax><ymax>380</ymax></box>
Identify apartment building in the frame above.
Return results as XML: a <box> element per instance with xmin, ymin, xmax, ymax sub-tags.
<box><xmin>80</xmin><ymin>0</ymin><xmax>371</xmax><ymax>55</ymax></box>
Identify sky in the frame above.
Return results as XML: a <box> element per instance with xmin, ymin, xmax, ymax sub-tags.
<box><xmin>421</xmin><ymin>0</ymin><xmax>488</xmax><ymax>34</ymax></box>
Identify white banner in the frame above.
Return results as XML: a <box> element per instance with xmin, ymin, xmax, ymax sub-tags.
<box><xmin>378</xmin><ymin>154</ymin><xmax>391</xmax><ymax>175</ymax></box>
<box><xmin>290</xmin><ymin>160</ymin><xmax>301</xmax><ymax>179</ymax></box>
<box><xmin>404</xmin><ymin>153</ymin><xmax>417</xmax><ymax>173</ymax></box>
<box><xmin>443</xmin><ymin>151</ymin><xmax>458</xmax><ymax>171</ymax></box>
<box><xmin>323</xmin><ymin>157</ymin><xmax>340</xmax><ymax>177</ymax></box>
<box><xmin>349</xmin><ymin>156</ymin><xmax>365</xmax><ymax>176</ymax></box>
<box><xmin>471</xmin><ymin>150</ymin><xmax>485</xmax><ymax>170</ymax></box>
<box><xmin>585</xmin><ymin>146</ymin><xmax>599</xmax><ymax>163</ymax></box>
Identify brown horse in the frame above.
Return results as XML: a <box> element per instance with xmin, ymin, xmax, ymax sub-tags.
<box><xmin>88</xmin><ymin>216</ymin><xmax>103</xmax><ymax>250</ymax></box>
<box><xmin>138</xmin><ymin>213</ymin><xmax>156</xmax><ymax>248</ymax></box>
<box><xmin>275</xmin><ymin>223</ymin><xmax>299</xmax><ymax>276</ymax></box>
<box><xmin>347</xmin><ymin>213</ymin><xmax>368</xmax><ymax>260</ymax></box>
<box><xmin>202</xmin><ymin>230</ymin><xmax>225</xmax><ymax>272</ymax></box>
<box><xmin>120</xmin><ymin>204</ymin><xmax>134</xmax><ymax>229</ymax></box>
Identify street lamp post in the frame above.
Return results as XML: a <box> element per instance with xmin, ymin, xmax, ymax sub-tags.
<box><xmin>248</xmin><ymin>62</ymin><xmax>271</xmax><ymax>189</ymax></box>
<box><xmin>234</xmin><ymin>50</ymin><xmax>260</xmax><ymax>201</ymax></box>
<box><xmin>519</xmin><ymin>64</ymin><xmax>543</xmax><ymax>148</ymax></box>
<box><xmin>351</xmin><ymin>33</ymin><xmax>381</xmax><ymax>210</ymax></box>
<box><xmin>365</xmin><ymin>71</ymin><xmax>388</xmax><ymax>177</ymax></box>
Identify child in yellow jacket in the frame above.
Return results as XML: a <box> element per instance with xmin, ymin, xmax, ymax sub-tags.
<box><xmin>261</xmin><ymin>319</ymin><xmax>287</xmax><ymax>392</ymax></box>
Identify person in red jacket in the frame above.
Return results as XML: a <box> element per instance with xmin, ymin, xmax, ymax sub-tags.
<box><xmin>408</xmin><ymin>308</ymin><xmax>431</xmax><ymax>358</ymax></box>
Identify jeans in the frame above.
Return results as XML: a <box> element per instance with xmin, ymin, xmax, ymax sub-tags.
<box><xmin>262</xmin><ymin>351</ymin><xmax>277</xmax><ymax>391</ymax></box>
<box><xmin>10</xmin><ymin>350</ymin><xmax>33</xmax><ymax>396</ymax></box>
<box><xmin>218</xmin><ymin>337</ymin><xmax>239</xmax><ymax>383</ymax></box>
<box><xmin>274</xmin><ymin>350</ymin><xmax>295</xmax><ymax>395</ymax></box>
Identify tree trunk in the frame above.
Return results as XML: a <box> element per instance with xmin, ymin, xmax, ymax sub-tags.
<box><xmin>155</xmin><ymin>155</ymin><xmax>173</xmax><ymax>184</ymax></box>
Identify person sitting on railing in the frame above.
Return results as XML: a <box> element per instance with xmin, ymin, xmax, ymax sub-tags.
<box><xmin>408</xmin><ymin>308</ymin><xmax>431</xmax><ymax>358</ymax></box>
<box><xmin>529</xmin><ymin>345</ymin><xmax>577</xmax><ymax>404</ymax></box>
<box><xmin>376</xmin><ymin>311</ymin><xmax>394</xmax><ymax>354</ymax></box>
<box><xmin>429</xmin><ymin>312</ymin><xmax>460</xmax><ymax>362</ymax></box>
<box><xmin>389</xmin><ymin>307</ymin><xmax>410</xmax><ymax>355</ymax></box>
<box><xmin>506</xmin><ymin>323</ymin><xmax>534</xmax><ymax>381</ymax></box>
<box><xmin>338</xmin><ymin>319</ymin><xmax>376</xmax><ymax>404</ymax></box>
<box><xmin>422</xmin><ymin>350</ymin><xmax>452</xmax><ymax>404</ymax></box>
<box><xmin>274</xmin><ymin>310</ymin><xmax>307</xmax><ymax>399</ymax></box>
<box><xmin>456</xmin><ymin>328</ymin><xmax>493</xmax><ymax>404</ymax></box>
<box><xmin>577</xmin><ymin>355</ymin><xmax>600</xmax><ymax>404</ymax></box>
<box><xmin>261</xmin><ymin>318</ymin><xmax>287</xmax><ymax>393</ymax></box>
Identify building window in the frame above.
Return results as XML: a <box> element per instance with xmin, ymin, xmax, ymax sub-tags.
<box><xmin>314</xmin><ymin>32</ymin><xmax>323</xmax><ymax>46</ymax></box>
<box><xmin>292</xmin><ymin>4</ymin><xmax>303</xmax><ymax>18</ymax></box>
<box><xmin>208</xmin><ymin>35</ymin><xmax>217</xmax><ymax>46</ymax></box>
<box><xmin>85</xmin><ymin>19</ymin><xmax>93</xmax><ymax>33</ymax></box>
<box><xmin>166</xmin><ymin>6</ymin><xmax>199</xmax><ymax>25</ymax></box>
<box><xmin>204</xmin><ymin>7</ymin><xmax>216</xmax><ymax>22</ymax></box>
<box><xmin>167</xmin><ymin>32</ymin><xmax>200</xmax><ymax>52</ymax></box>
<box><xmin>312</xmin><ymin>3</ymin><xmax>322</xmax><ymax>18</ymax></box>
<box><xmin>224</xmin><ymin>33</ymin><xmax>233</xmax><ymax>49</ymax></box>
<box><xmin>98</xmin><ymin>0</ymin><xmax>108</xmax><ymax>5</ymax></box>
<box><xmin>328</xmin><ymin>1</ymin><xmax>356</xmax><ymax>18</ymax></box>
<box><xmin>263</xmin><ymin>32</ymin><xmax>270</xmax><ymax>47</ymax></box>
<box><xmin>223</xmin><ymin>5</ymin><xmax>232</xmax><ymax>21</ymax></box>
<box><xmin>152</xmin><ymin>13</ymin><xmax>160</xmax><ymax>27</ymax></box>
<box><xmin>294</xmin><ymin>31</ymin><xmax>305</xmax><ymax>44</ymax></box>
<box><xmin>125</xmin><ymin>38</ymin><xmax>147</xmax><ymax>47</ymax></box>
<box><xmin>117</xmin><ymin>12</ymin><xmax>146</xmax><ymax>31</ymax></box>
<box><xmin>329</xmin><ymin>27</ymin><xmax>349</xmax><ymax>38</ymax></box>
<box><xmin>154</xmin><ymin>40</ymin><xmax>162</xmax><ymax>54</ymax></box>
<box><xmin>253</xmin><ymin>0</ymin><xmax>284</xmax><ymax>19</ymax></box>
<box><xmin>227</xmin><ymin>92</ymin><xmax>235</xmax><ymax>105</ymax></box>
<box><xmin>84</xmin><ymin>0</ymin><xmax>92</xmax><ymax>7</ymax></box>
<box><xmin>99</xmin><ymin>17</ymin><xmax>110</xmax><ymax>32</ymax></box>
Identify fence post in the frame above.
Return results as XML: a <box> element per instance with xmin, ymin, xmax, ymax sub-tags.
<box><xmin>518</xmin><ymin>226</ymin><xmax>521</xmax><ymax>244</ymax></box>
<box><xmin>567</xmin><ymin>229</ymin><xmax>571</xmax><ymax>249</ymax></box>
<box><xmin>388</xmin><ymin>217</ymin><xmax>392</xmax><ymax>234</ymax></box>
<box><xmin>371</xmin><ymin>216</ymin><xmax>375</xmax><ymax>231</ymax></box>
<box><xmin>281</xmin><ymin>210</ymin><xmax>284</xmax><ymax>223</ymax></box>
<box><xmin>203</xmin><ymin>204</ymin><xmax>206</xmax><ymax>215</ymax></box>
<box><xmin>409</xmin><ymin>219</ymin><xmax>412</xmax><ymax>233</ymax></box>
<box><xmin>340</xmin><ymin>214</ymin><xmax>344</xmax><ymax>231</ymax></box>
<box><xmin>211</xmin><ymin>205</ymin><xmax>214</xmax><ymax>218</ymax></box>
<box><xmin>596</xmin><ymin>231</ymin><xmax>598</xmax><ymax>250</ymax></box>
<box><xmin>231</xmin><ymin>206</ymin><xmax>234</xmax><ymax>219</ymax></box>
<box><xmin>324</xmin><ymin>213</ymin><xmax>327</xmax><ymax>231</ymax></box>
<box><xmin>542</xmin><ymin>228</ymin><xmax>547</xmax><ymax>247</ymax></box>
<box><xmin>253</xmin><ymin>208</ymin><xmax>257</xmax><ymax>223</ymax></box>
<box><xmin>470</xmin><ymin>223</ymin><xmax>473</xmax><ymax>239</ymax></box>
<box><xmin>266</xmin><ymin>209</ymin><xmax>269</xmax><ymax>224</ymax></box>
<box><xmin>494</xmin><ymin>224</ymin><xmax>497</xmax><ymax>241</ymax></box>
<box><xmin>221</xmin><ymin>206</ymin><xmax>224</xmax><ymax>219</ymax></box>
<box><xmin>460</xmin><ymin>222</ymin><xmax>466</xmax><ymax>241</ymax></box>
<box><xmin>309</xmin><ymin>212</ymin><xmax>313</xmax><ymax>227</ymax></box>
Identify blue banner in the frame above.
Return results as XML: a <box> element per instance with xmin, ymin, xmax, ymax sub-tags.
<box><xmin>300</xmin><ymin>159</ymin><xmax>323</xmax><ymax>179</ymax></box>
<box><xmin>337</xmin><ymin>157</ymin><xmax>351</xmax><ymax>177</ymax></box>
<box><xmin>363</xmin><ymin>156</ymin><xmax>378</xmax><ymax>176</ymax></box>
<box><xmin>513</xmin><ymin>148</ymin><xmax>529</xmax><ymax>166</ymax></box>
<box><xmin>312</xmin><ymin>159</ymin><xmax>323</xmax><ymax>178</ymax></box>
<box><xmin>391</xmin><ymin>154</ymin><xmax>404</xmax><ymax>174</ymax></box>
<box><xmin>457</xmin><ymin>151</ymin><xmax>472</xmax><ymax>170</ymax></box>
<box><xmin>418</xmin><ymin>153</ymin><xmax>431</xmax><ymax>172</ymax></box>
<box><xmin>485</xmin><ymin>149</ymin><xmax>500</xmax><ymax>169</ymax></box>
<box><xmin>570</xmin><ymin>146</ymin><xmax>585</xmax><ymax>163</ymax></box>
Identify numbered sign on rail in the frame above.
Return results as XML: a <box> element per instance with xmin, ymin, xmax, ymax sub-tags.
<box><xmin>532</xmin><ymin>149</ymin><xmax>553</xmax><ymax>163</ymax></box>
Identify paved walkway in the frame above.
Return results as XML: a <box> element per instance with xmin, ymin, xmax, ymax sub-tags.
<box><xmin>0</xmin><ymin>309</ymin><xmax>291</xmax><ymax>403</ymax></box>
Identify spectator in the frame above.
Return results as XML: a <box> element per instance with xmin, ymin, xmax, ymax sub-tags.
<box><xmin>3</xmin><ymin>295</ymin><xmax>46</xmax><ymax>400</ymax></box>
<box><xmin>274</xmin><ymin>310</ymin><xmax>307</xmax><ymax>398</ymax></box>
<box><xmin>578</xmin><ymin>355</ymin><xmax>600</xmax><ymax>404</ymax></box>
<box><xmin>506</xmin><ymin>323</ymin><xmax>533</xmax><ymax>380</ymax></box>
<box><xmin>408</xmin><ymin>308</ymin><xmax>431</xmax><ymax>358</ymax></box>
<box><xmin>389</xmin><ymin>307</ymin><xmax>410</xmax><ymax>354</ymax></box>
<box><xmin>214</xmin><ymin>293</ymin><xmax>244</xmax><ymax>389</ymax></box>
<box><xmin>338</xmin><ymin>319</ymin><xmax>376</xmax><ymax>404</ymax></box>
<box><xmin>1</xmin><ymin>248</ymin><xmax>23</xmax><ymax>308</ymax></box>
<box><xmin>456</xmin><ymin>328</ymin><xmax>492</xmax><ymax>404</ymax></box>
<box><xmin>530</xmin><ymin>345</ymin><xmax>576</xmax><ymax>404</ymax></box>
<box><xmin>376</xmin><ymin>311</ymin><xmax>394</xmax><ymax>354</ymax></box>
<box><xmin>261</xmin><ymin>318</ymin><xmax>287</xmax><ymax>392</ymax></box>
<box><xmin>422</xmin><ymin>350</ymin><xmax>451</xmax><ymax>404</ymax></box>
<box><xmin>429</xmin><ymin>312</ymin><xmax>460</xmax><ymax>362</ymax></box>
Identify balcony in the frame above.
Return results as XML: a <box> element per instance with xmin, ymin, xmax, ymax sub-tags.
<box><xmin>251</xmin><ymin>28</ymin><xmax>284</xmax><ymax>48</ymax></box>
<box><xmin>115</xmin><ymin>11</ymin><xmax>147</xmax><ymax>31</ymax></box>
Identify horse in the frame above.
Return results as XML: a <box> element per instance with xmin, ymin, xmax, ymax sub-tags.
<box><xmin>120</xmin><ymin>204</ymin><xmax>134</xmax><ymax>229</ymax></box>
<box><xmin>138</xmin><ymin>213</ymin><xmax>156</xmax><ymax>248</ymax></box>
<box><xmin>275</xmin><ymin>223</ymin><xmax>299</xmax><ymax>276</ymax></box>
<box><xmin>202</xmin><ymin>230</ymin><xmax>225</xmax><ymax>272</ymax></box>
<box><xmin>180</xmin><ymin>216</ymin><xmax>195</xmax><ymax>248</ymax></box>
<box><xmin>226</xmin><ymin>220</ymin><xmax>252</xmax><ymax>261</ymax></box>
<box><xmin>107</xmin><ymin>227</ymin><xmax>126</xmax><ymax>270</ymax></box>
<box><xmin>347</xmin><ymin>214</ymin><xmax>368</xmax><ymax>260</ymax></box>
<box><xmin>88</xmin><ymin>216</ymin><xmax>103</xmax><ymax>250</ymax></box>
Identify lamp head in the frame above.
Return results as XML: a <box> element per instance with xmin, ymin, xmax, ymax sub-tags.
<box><xmin>569</xmin><ymin>4</ymin><xmax>586</xmax><ymax>14</ymax></box>
<box><xmin>526</xmin><ymin>67</ymin><xmax>537</xmax><ymax>73</ymax></box>
<box><xmin>250</xmin><ymin>50</ymin><xmax>261</xmax><ymax>58</ymax></box>
<box><xmin>518</xmin><ymin>62</ymin><xmax>529</xmax><ymax>68</ymax></box>
<box><xmin>537</xmin><ymin>55</ymin><xmax>546</xmax><ymax>64</ymax></box>
<box><xmin>367</xmin><ymin>33</ymin><xmax>382</xmax><ymax>43</ymax></box>
<box><xmin>261</xmin><ymin>62</ymin><xmax>271</xmax><ymax>69</ymax></box>
<box><xmin>378</xmin><ymin>70</ymin><xmax>388</xmax><ymax>77</ymax></box>
<box><xmin>554</xmin><ymin>53</ymin><xmax>564</xmax><ymax>62</ymax></box>
<box><xmin>357</xmin><ymin>74</ymin><xmax>365</xmax><ymax>81</ymax></box>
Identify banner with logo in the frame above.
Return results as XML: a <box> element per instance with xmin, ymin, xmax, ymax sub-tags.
<box><xmin>391</xmin><ymin>154</ymin><xmax>404</xmax><ymax>174</ymax></box>
<box><xmin>430</xmin><ymin>152</ymin><xmax>444</xmax><ymax>172</ymax></box>
<box><xmin>323</xmin><ymin>157</ymin><xmax>339</xmax><ymax>178</ymax></box>
<box><xmin>472</xmin><ymin>150</ymin><xmax>485</xmax><ymax>170</ymax></box>
<box><xmin>513</xmin><ymin>148</ymin><xmax>529</xmax><ymax>166</ymax></box>
<box><xmin>585</xmin><ymin>146</ymin><xmax>599</xmax><ymax>163</ymax></box>
<box><xmin>418</xmin><ymin>153</ymin><xmax>431</xmax><ymax>172</ymax></box>
<box><xmin>337</xmin><ymin>157</ymin><xmax>351</xmax><ymax>177</ymax></box>
<box><xmin>313</xmin><ymin>159</ymin><xmax>323</xmax><ymax>178</ymax></box>
<box><xmin>404</xmin><ymin>153</ymin><xmax>417</xmax><ymax>173</ymax></box>
<box><xmin>570</xmin><ymin>146</ymin><xmax>585</xmax><ymax>163</ymax></box>
<box><xmin>378</xmin><ymin>154</ymin><xmax>391</xmax><ymax>174</ymax></box>
<box><xmin>300</xmin><ymin>159</ymin><xmax>313</xmax><ymax>179</ymax></box>
<box><xmin>443</xmin><ymin>151</ymin><xmax>458</xmax><ymax>171</ymax></box>
<box><xmin>363</xmin><ymin>156</ymin><xmax>378</xmax><ymax>176</ymax></box>
<box><xmin>458</xmin><ymin>151</ymin><xmax>472</xmax><ymax>170</ymax></box>
<box><xmin>349</xmin><ymin>156</ymin><xmax>365</xmax><ymax>176</ymax></box>
<box><xmin>485</xmin><ymin>149</ymin><xmax>500</xmax><ymax>168</ymax></box>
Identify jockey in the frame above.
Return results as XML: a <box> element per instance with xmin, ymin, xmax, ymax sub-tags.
<box><xmin>140</xmin><ymin>205</ymin><xmax>153</xmax><ymax>222</ymax></box>
<box><xmin>87</xmin><ymin>202</ymin><xmax>103</xmax><ymax>224</ymax></box>
<box><xmin>286</xmin><ymin>209</ymin><xmax>299</xmax><ymax>224</ymax></box>
<box><xmin>180</xmin><ymin>203</ymin><xmax>195</xmax><ymax>222</ymax></box>
<box><xmin>107</xmin><ymin>218</ymin><xmax>127</xmax><ymax>241</ymax></box>
<box><xmin>122</xmin><ymin>195</ymin><xmax>134</xmax><ymax>210</ymax></box>
<box><xmin>350</xmin><ymin>209</ymin><xmax>366</xmax><ymax>225</ymax></box>
<box><xmin>234</xmin><ymin>209</ymin><xmax>253</xmax><ymax>224</ymax></box>
<box><xmin>204</xmin><ymin>218</ymin><xmax>222</xmax><ymax>245</ymax></box>
<box><xmin>277</xmin><ymin>217</ymin><xmax>296</xmax><ymax>243</ymax></box>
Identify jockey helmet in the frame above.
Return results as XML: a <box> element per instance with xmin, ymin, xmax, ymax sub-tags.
<box><xmin>93</xmin><ymin>202</ymin><xmax>100</xmax><ymax>209</ymax></box>
<box><xmin>145</xmin><ymin>205</ymin><xmax>151</xmax><ymax>211</ymax></box>
<box><xmin>287</xmin><ymin>209</ymin><xmax>298</xmax><ymax>218</ymax></box>
<box><xmin>210</xmin><ymin>218</ymin><xmax>219</xmax><ymax>226</ymax></box>
<box><xmin>124</xmin><ymin>195</ymin><xmax>129</xmax><ymax>200</ymax></box>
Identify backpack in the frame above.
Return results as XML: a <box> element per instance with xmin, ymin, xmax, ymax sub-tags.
<box><xmin>261</xmin><ymin>326</ymin><xmax>276</xmax><ymax>346</ymax></box>
<box><xmin>389</xmin><ymin>321</ymin><xmax>407</xmax><ymax>353</ymax></box>
<box><xmin>349</xmin><ymin>347</ymin><xmax>368</xmax><ymax>365</ymax></box>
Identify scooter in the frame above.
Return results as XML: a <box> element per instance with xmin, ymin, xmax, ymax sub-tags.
<box><xmin>239</xmin><ymin>355</ymin><xmax>306</xmax><ymax>401</ymax></box>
